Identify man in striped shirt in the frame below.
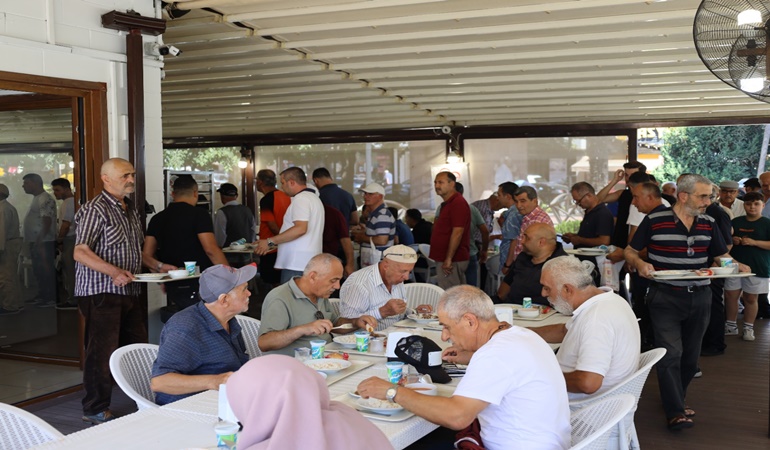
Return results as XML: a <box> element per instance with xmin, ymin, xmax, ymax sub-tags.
<box><xmin>351</xmin><ymin>182</ymin><xmax>395</xmax><ymax>266</ymax></box>
<box><xmin>625</xmin><ymin>174</ymin><xmax>749</xmax><ymax>430</ymax></box>
<box><xmin>73</xmin><ymin>158</ymin><xmax>146</xmax><ymax>424</ymax></box>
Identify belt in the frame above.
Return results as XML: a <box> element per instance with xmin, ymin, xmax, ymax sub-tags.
<box><xmin>651</xmin><ymin>281</ymin><xmax>709</xmax><ymax>293</ymax></box>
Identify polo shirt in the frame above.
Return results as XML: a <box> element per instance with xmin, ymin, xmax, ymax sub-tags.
<box><xmin>151</xmin><ymin>302</ymin><xmax>248</xmax><ymax>405</ymax></box>
<box><xmin>146</xmin><ymin>202</ymin><xmax>215</xmax><ymax>270</ymax></box>
<box><xmin>259</xmin><ymin>277</ymin><xmax>339</xmax><ymax>356</ymax></box>
<box><xmin>730</xmin><ymin>215</ymin><xmax>770</xmax><ymax>278</ymax></box>
<box><xmin>430</xmin><ymin>192</ymin><xmax>471</xmax><ymax>262</ymax></box>
<box><xmin>629</xmin><ymin>207</ymin><xmax>727</xmax><ymax>286</ymax></box>
<box><xmin>363</xmin><ymin>203</ymin><xmax>395</xmax><ymax>251</ymax></box>
<box><xmin>575</xmin><ymin>203</ymin><xmax>614</xmax><ymax>248</ymax></box>
<box><xmin>319</xmin><ymin>183</ymin><xmax>357</xmax><ymax>226</ymax></box>
<box><xmin>503</xmin><ymin>243</ymin><xmax>568</xmax><ymax>305</ymax></box>
<box><xmin>339</xmin><ymin>262</ymin><xmax>408</xmax><ymax>331</ymax></box>
<box><xmin>275</xmin><ymin>190</ymin><xmax>324</xmax><ymax>271</ymax></box>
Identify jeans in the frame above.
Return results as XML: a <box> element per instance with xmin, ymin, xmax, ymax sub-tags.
<box><xmin>465</xmin><ymin>254</ymin><xmax>479</xmax><ymax>287</ymax></box>
<box><xmin>78</xmin><ymin>293</ymin><xmax>148</xmax><ymax>415</ymax></box>
<box><xmin>280</xmin><ymin>269</ymin><xmax>303</xmax><ymax>284</ymax></box>
<box><xmin>646</xmin><ymin>283</ymin><xmax>710</xmax><ymax>418</ymax></box>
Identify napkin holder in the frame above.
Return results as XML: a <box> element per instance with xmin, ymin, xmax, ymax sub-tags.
<box><xmin>218</xmin><ymin>384</ymin><xmax>239</xmax><ymax>425</ymax></box>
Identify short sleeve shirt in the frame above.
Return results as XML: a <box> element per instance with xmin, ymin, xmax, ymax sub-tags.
<box><xmin>146</xmin><ymin>202</ymin><xmax>216</xmax><ymax>270</ymax></box>
<box><xmin>59</xmin><ymin>197</ymin><xmax>76</xmax><ymax>237</ymax></box>
<box><xmin>275</xmin><ymin>190</ymin><xmax>325</xmax><ymax>271</ymax></box>
<box><xmin>23</xmin><ymin>192</ymin><xmax>56</xmax><ymax>242</ymax></box>
<box><xmin>512</xmin><ymin>207</ymin><xmax>553</xmax><ymax>260</ymax></box>
<box><xmin>259</xmin><ymin>277</ymin><xmax>338</xmax><ymax>355</ymax></box>
<box><xmin>339</xmin><ymin>263</ymin><xmax>407</xmax><ymax>330</ymax></box>
<box><xmin>575</xmin><ymin>203</ymin><xmax>615</xmax><ymax>248</ymax></box>
<box><xmin>468</xmin><ymin>205</ymin><xmax>486</xmax><ymax>256</ymax></box>
<box><xmin>429</xmin><ymin>192</ymin><xmax>471</xmax><ymax>262</ymax></box>
<box><xmin>319</xmin><ymin>184</ymin><xmax>357</xmax><ymax>226</ymax></box>
<box><xmin>364</xmin><ymin>203</ymin><xmax>396</xmax><ymax>251</ymax></box>
<box><xmin>730</xmin><ymin>215</ymin><xmax>770</xmax><ymax>278</ymax></box>
<box><xmin>151</xmin><ymin>302</ymin><xmax>248</xmax><ymax>405</ymax></box>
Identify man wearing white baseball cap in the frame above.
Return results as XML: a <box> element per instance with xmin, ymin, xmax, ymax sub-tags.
<box><xmin>352</xmin><ymin>182</ymin><xmax>395</xmax><ymax>266</ymax></box>
<box><xmin>340</xmin><ymin>245</ymin><xmax>426</xmax><ymax>331</ymax></box>
<box><xmin>150</xmin><ymin>264</ymin><xmax>256</xmax><ymax>405</ymax></box>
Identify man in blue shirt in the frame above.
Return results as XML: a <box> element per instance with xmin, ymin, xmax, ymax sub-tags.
<box><xmin>150</xmin><ymin>264</ymin><xmax>256</xmax><ymax>405</ymax></box>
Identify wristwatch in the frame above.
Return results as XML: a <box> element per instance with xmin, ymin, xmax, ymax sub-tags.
<box><xmin>386</xmin><ymin>386</ymin><xmax>399</xmax><ymax>403</ymax></box>
<box><xmin>267</xmin><ymin>238</ymin><xmax>277</xmax><ymax>249</ymax></box>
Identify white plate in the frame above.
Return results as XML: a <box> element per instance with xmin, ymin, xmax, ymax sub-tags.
<box><xmin>348</xmin><ymin>391</ymin><xmax>361</xmax><ymax>398</ymax></box>
<box><xmin>407</xmin><ymin>313</ymin><xmax>439</xmax><ymax>324</ymax></box>
<box><xmin>303</xmin><ymin>359</ymin><xmax>352</xmax><ymax>374</ymax></box>
<box><xmin>332</xmin><ymin>335</ymin><xmax>358</xmax><ymax>348</ymax></box>
<box><xmin>356</xmin><ymin>398</ymin><xmax>404</xmax><ymax>415</ymax></box>
<box><xmin>652</xmin><ymin>270</ymin><xmax>694</xmax><ymax>279</ymax></box>
<box><xmin>317</xmin><ymin>371</ymin><xmax>328</xmax><ymax>379</ymax></box>
<box><xmin>577</xmin><ymin>248</ymin><xmax>606</xmax><ymax>256</ymax></box>
<box><xmin>134</xmin><ymin>273</ymin><xmax>168</xmax><ymax>280</ymax></box>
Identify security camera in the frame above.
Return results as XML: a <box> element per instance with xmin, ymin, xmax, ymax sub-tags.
<box><xmin>441</xmin><ymin>125</ymin><xmax>452</xmax><ymax>135</ymax></box>
<box><xmin>159</xmin><ymin>45</ymin><xmax>182</xmax><ymax>57</ymax></box>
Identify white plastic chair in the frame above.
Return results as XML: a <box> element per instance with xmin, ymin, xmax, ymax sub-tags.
<box><xmin>569</xmin><ymin>347</ymin><xmax>667</xmax><ymax>450</ymax></box>
<box><xmin>109</xmin><ymin>343</ymin><xmax>160</xmax><ymax>410</ymax></box>
<box><xmin>570</xmin><ymin>394</ymin><xmax>636</xmax><ymax>450</ymax></box>
<box><xmin>415</xmin><ymin>244</ymin><xmax>438</xmax><ymax>284</ymax></box>
<box><xmin>235</xmin><ymin>315</ymin><xmax>262</xmax><ymax>359</ymax></box>
<box><xmin>484</xmin><ymin>252</ymin><xmax>504</xmax><ymax>296</ymax></box>
<box><xmin>328</xmin><ymin>298</ymin><xmax>341</xmax><ymax>317</ymax></box>
<box><xmin>0</xmin><ymin>402</ymin><xmax>63</xmax><ymax>449</ymax></box>
<box><xmin>404</xmin><ymin>283</ymin><xmax>445</xmax><ymax>312</ymax></box>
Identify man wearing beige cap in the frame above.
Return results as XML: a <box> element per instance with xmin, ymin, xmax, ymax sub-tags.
<box><xmin>351</xmin><ymin>182</ymin><xmax>395</xmax><ymax>266</ymax></box>
<box><xmin>719</xmin><ymin>180</ymin><xmax>744</xmax><ymax>218</ymax></box>
<box><xmin>0</xmin><ymin>183</ymin><xmax>22</xmax><ymax>314</ymax></box>
<box><xmin>340</xmin><ymin>245</ymin><xmax>421</xmax><ymax>331</ymax></box>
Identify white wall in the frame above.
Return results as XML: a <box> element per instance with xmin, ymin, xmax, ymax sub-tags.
<box><xmin>0</xmin><ymin>0</ymin><xmax>167</xmax><ymax>342</ymax></box>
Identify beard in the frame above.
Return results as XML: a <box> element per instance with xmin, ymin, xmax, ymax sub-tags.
<box><xmin>549</xmin><ymin>294</ymin><xmax>574</xmax><ymax>316</ymax></box>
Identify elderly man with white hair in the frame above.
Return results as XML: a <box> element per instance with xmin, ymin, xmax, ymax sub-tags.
<box><xmin>530</xmin><ymin>256</ymin><xmax>640</xmax><ymax>400</ymax></box>
<box><xmin>358</xmin><ymin>285</ymin><xmax>570</xmax><ymax>450</ymax></box>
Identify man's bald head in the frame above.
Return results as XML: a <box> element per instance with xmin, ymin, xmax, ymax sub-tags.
<box><xmin>100</xmin><ymin>158</ymin><xmax>136</xmax><ymax>199</ymax></box>
<box><xmin>527</xmin><ymin>223</ymin><xmax>556</xmax><ymax>242</ymax></box>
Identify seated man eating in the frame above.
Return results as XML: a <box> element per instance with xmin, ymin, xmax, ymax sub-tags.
<box><xmin>150</xmin><ymin>264</ymin><xmax>256</xmax><ymax>405</ymax></box>
<box><xmin>357</xmin><ymin>285</ymin><xmax>570</xmax><ymax>450</ymax></box>
<box><xmin>530</xmin><ymin>255</ymin><xmax>640</xmax><ymax>400</ymax></box>
<box><xmin>258</xmin><ymin>253</ymin><xmax>377</xmax><ymax>355</ymax></box>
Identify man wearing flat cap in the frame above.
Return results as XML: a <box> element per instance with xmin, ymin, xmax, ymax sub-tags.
<box><xmin>214</xmin><ymin>182</ymin><xmax>256</xmax><ymax>248</ymax></box>
<box><xmin>351</xmin><ymin>182</ymin><xmax>395</xmax><ymax>266</ymax></box>
<box><xmin>150</xmin><ymin>264</ymin><xmax>256</xmax><ymax>405</ymax></box>
<box><xmin>719</xmin><ymin>180</ymin><xmax>744</xmax><ymax>219</ymax></box>
<box><xmin>340</xmin><ymin>245</ymin><xmax>424</xmax><ymax>331</ymax></box>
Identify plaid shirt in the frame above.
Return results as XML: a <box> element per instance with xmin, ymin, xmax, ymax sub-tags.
<box><xmin>512</xmin><ymin>206</ymin><xmax>553</xmax><ymax>261</ymax></box>
<box><xmin>74</xmin><ymin>191</ymin><xmax>143</xmax><ymax>297</ymax></box>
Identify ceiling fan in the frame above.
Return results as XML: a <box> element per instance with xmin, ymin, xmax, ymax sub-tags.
<box><xmin>694</xmin><ymin>1</ymin><xmax>770</xmax><ymax>102</ymax></box>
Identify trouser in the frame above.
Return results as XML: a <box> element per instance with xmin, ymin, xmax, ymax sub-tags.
<box><xmin>0</xmin><ymin>238</ymin><xmax>22</xmax><ymax>309</ymax></box>
<box><xmin>437</xmin><ymin>260</ymin><xmax>469</xmax><ymax>290</ymax></box>
<box><xmin>61</xmin><ymin>236</ymin><xmax>76</xmax><ymax>302</ymax></box>
<box><xmin>280</xmin><ymin>269</ymin><xmax>303</xmax><ymax>284</ymax></box>
<box><xmin>701</xmin><ymin>278</ymin><xmax>726</xmax><ymax>353</ymax></box>
<box><xmin>78</xmin><ymin>293</ymin><xmax>148</xmax><ymax>415</ymax></box>
<box><xmin>30</xmin><ymin>241</ymin><xmax>57</xmax><ymax>303</ymax></box>
<box><xmin>259</xmin><ymin>251</ymin><xmax>281</xmax><ymax>285</ymax></box>
<box><xmin>465</xmin><ymin>254</ymin><xmax>479</xmax><ymax>287</ymax></box>
<box><xmin>647</xmin><ymin>283</ymin><xmax>710</xmax><ymax>419</ymax></box>
<box><xmin>631</xmin><ymin>273</ymin><xmax>653</xmax><ymax>348</ymax></box>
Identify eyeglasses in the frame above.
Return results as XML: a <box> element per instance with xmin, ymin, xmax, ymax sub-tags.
<box><xmin>573</xmin><ymin>193</ymin><xmax>589</xmax><ymax>205</ymax></box>
<box><xmin>684</xmin><ymin>192</ymin><xmax>714</xmax><ymax>202</ymax></box>
<box><xmin>686</xmin><ymin>236</ymin><xmax>695</xmax><ymax>257</ymax></box>
<box><xmin>314</xmin><ymin>311</ymin><xmax>324</xmax><ymax>320</ymax></box>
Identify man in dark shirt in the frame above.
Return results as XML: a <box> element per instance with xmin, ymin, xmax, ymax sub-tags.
<box><xmin>497</xmin><ymin>223</ymin><xmax>567</xmax><ymax>305</ymax></box>
<box><xmin>405</xmin><ymin>208</ymin><xmax>432</xmax><ymax>244</ymax></box>
<box><xmin>213</xmin><ymin>183</ymin><xmax>255</xmax><ymax>247</ymax></box>
<box><xmin>256</xmin><ymin>169</ymin><xmax>291</xmax><ymax>286</ymax></box>
<box><xmin>596</xmin><ymin>161</ymin><xmax>646</xmax><ymax>249</ymax></box>
<box><xmin>313</xmin><ymin>167</ymin><xmax>359</xmax><ymax>227</ymax></box>
<box><xmin>564</xmin><ymin>182</ymin><xmax>614</xmax><ymax>248</ymax></box>
<box><xmin>389</xmin><ymin>206</ymin><xmax>414</xmax><ymax>245</ymax></box>
<box><xmin>143</xmin><ymin>175</ymin><xmax>228</xmax><ymax>311</ymax></box>
<box><xmin>322</xmin><ymin>204</ymin><xmax>355</xmax><ymax>277</ymax></box>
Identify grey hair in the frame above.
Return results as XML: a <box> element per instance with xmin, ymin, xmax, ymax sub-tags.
<box><xmin>437</xmin><ymin>285</ymin><xmax>496</xmax><ymax>322</ymax></box>
<box><xmin>542</xmin><ymin>256</ymin><xmax>594</xmax><ymax>291</ymax></box>
<box><xmin>514</xmin><ymin>185</ymin><xmax>538</xmax><ymax>200</ymax></box>
<box><xmin>303</xmin><ymin>253</ymin><xmax>342</xmax><ymax>276</ymax></box>
<box><xmin>570</xmin><ymin>181</ymin><xmax>595</xmax><ymax>195</ymax></box>
<box><xmin>677</xmin><ymin>174</ymin><xmax>712</xmax><ymax>194</ymax></box>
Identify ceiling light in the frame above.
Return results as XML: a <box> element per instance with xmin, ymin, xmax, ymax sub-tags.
<box><xmin>238</xmin><ymin>158</ymin><xmax>248</xmax><ymax>169</ymax></box>
<box><xmin>738</xmin><ymin>9</ymin><xmax>763</xmax><ymax>26</ymax></box>
<box><xmin>446</xmin><ymin>149</ymin><xmax>461</xmax><ymax>164</ymax></box>
<box><xmin>740</xmin><ymin>76</ymin><xmax>765</xmax><ymax>92</ymax></box>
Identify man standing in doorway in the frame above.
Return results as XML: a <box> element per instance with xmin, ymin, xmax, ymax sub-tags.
<box><xmin>51</xmin><ymin>178</ymin><xmax>77</xmax><ymax>309</ymax></box>
<box><xmin>0</xmin><ymin>184</ymin><xmax>22</xmax><ymax>314</ymax></box>
<box><xmin>430</xmin><ymin>171</ymin><xmax>471</xmax><ymax>289</ymax></box>
<box><xmin>74</xmin><ymin>158</ymin><xmax>147</xmax><ymax>424</ymax></box>
<box><xmin>213</xmin><ymin>182</ymin><xmax>255</xmax><ymax>248</ymax></box>
<box><xmin>22</xmin><ymin>173</ymin><xmax>57</xmax><ymax>308</ymax></box>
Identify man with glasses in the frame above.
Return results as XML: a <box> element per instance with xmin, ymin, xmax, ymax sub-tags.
<box><xmin>340</xmin><ymin>245</ymin><xmax>425</xmax><ymax>331</ymax></box>
<box><xmin>258</xmin><ymin>253</ymin><xmax>376</xmax><ymax>356</ymax></box>
<box><xmin>351</xmin><ymin>182</ymin><xmax>395</xmax><ymax>267</ymax></box>
<box><xmin>718</xmin><ymin>180</ymin><xmax>744</xmax><ymax>219</ymax></box>
<box><xmin>624</xmin><ymin>174</ymin><xmax>750</xmax><ymax>431</ymax></box>
<box><xmin>563</xmin><ymin>182</ymin><xmax>614</xmax><ymax>249</ymax></box>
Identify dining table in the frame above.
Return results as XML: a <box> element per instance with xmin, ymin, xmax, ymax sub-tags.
<box><xmin>31</xmin><ymin>318</ymin><xmax>569</xmax><ymax>450</ymax></box>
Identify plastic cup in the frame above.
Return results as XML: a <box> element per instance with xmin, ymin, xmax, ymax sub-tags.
<box><xmin>386</xmin><ymin>361</ymin><xmax>404</xmax><ymax>384</ymax></box>
<box><xmin>214</xmin><ymin>421</ymin><xmax>238</xmax><ymax>449</ymax></box>
<box><xmin>294</xmin><ymin>347</ymin><xmax>310</xmax><ymax>362</ymax></box>
<box><xmin>184</xmin><ymin>261</ymin><xmax>196</xmax><ymax>276</ymax></box>
<box><xmin>310</xmin><ymin>340</ymin><xmax>326</xmax><ymax>359</ymax></box>
<box><xmin>354</xmin><ymin>331</ymin><xmax>370</xmax><ymax>352</ymax></box>
<box><xmin>369</xmin><ymin>337</ymin><xmax>384</xmax><ymax>353</ymax></box>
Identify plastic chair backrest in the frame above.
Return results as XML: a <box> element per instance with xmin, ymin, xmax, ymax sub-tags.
<box><xmin>570</xmin><ymin>394</ymin><xmax>636</xmax><ymax>450</ymax></box>
<box><xmin>109</xmin><ymin>343</ymin><xmax>160</xmax><ymax>410</ymax></box>
<box><xmin>235</xmin><ymin>315</ymin><xmax>262</xmax><ymax>359</ymax></box>
<box><xmin>404</xmin><ymin>283</ymin><xmax>445</xmax><ymax>311</ymax></box>
<box><xmin>0</xmin><ymin>402</ymin><xmax>63</xmax><ymax>449</ymax></box>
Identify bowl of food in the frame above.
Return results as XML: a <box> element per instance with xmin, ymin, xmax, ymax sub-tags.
<box><xmin>303</xmin><ymin>358</ymin><xmax>352</xmax><ymax>374</ymax></box>
<box><xmin>710</xmin><ymin>266</ymin><xmax>735</xmax><ymax>275</ymax></box>
<box><xmin>332</xmin><ymin>335</ymin><xmax>358</xmax><ymax>348</ymax></box>
<box><xmin>356</xmin><ymin>397</ymin><xmax>404</xmax><ymax>415</ymax></box>
<box><xmin>407</xmin><ymin>313</ymin><xmax>439</xmax><ymax>324</ymax></box>
<box><xmin>518</xmin><ymin>307</ymin><xmax>540</xmax><ymax>319</ymax></box>
<box><xmin>405</xmin><ymin>382</ymin><xmax>438</xmax><ymax>396</ymax></box>
<box><xmin>229</xmin><ymin>243</ymin><xmax>247</xmax><ymax>250</ymax></box>
<box><xmin>168</xmin><ymin>269</ymin><xmax>189</xmax><ymax>279</ymax></box>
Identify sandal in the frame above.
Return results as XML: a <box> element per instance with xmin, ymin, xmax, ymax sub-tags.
<box><xmin>667</xmin><ymin>414</ymin><xmax>694</xmax><ymax>430</ymax></box>
<box><xmin>684</xmin><ymin>407</ymin><xmax>695</xmax><ymax>417</ymax></box>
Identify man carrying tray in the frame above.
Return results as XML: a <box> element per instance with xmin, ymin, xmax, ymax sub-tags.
<box><xmin>624</xmin><ymin>174</ymin><xmax>750</xmax><ymax>431</ymax></box>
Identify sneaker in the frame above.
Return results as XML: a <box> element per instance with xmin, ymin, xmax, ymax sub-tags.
<box><xmin>743</xmin><ymin>328</ymin><xmax>756</xmax><ymax>341</ymax></box>
<box><xmin>0</xmin><ymin>307</ymin><xmax>21</xmax><ymax>316</ymax></box>
<box><xmin>694</xmin><ymin>370</ymin><xmax>703</xmax><ymax>378</ymax></box>
<box><xmin>82</xmin><ymin>410</ymin><xmax>115</xmax><ymax>424</ymax></box>
<box><xmin>725</xmin><ymin>324</ymin><xmax>739</xmax><ymax>336</ymax></box>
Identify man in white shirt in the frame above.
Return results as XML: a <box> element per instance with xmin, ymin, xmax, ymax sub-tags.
<box><xmin>22</xmin><ymin>173</ymin><xmax>57</xmax><ymax>308</ymax></box>
<box><xmin>358</xmin><ymin>285</ymin><xmax>570</xmax><ymax>450</ymax></box>
<box><xmin>530</xmin><ymin>255</ymin><xmax>640</xmax><ymax>399</ymax></box>
<box><xmin>339</xmin><ymin>245</ymin><xmax>417</xmax><ymax>331</ymax></box>
<box><xmin>0</xmin><ymin>183</ymin><xmax>22</xmax><ymax>314</ymax></box>
<box><xmin>255</xmin><ymin>167</ymin><xmax>324</xmax><ymax>283</ymax></box>
<box><xmin>52</xmin><ymin>178</ymin><xmax>77</xmax><ymax>309</ymax></box>
<box><xmin>718</xmin><ymin>180</ymin><xmax>744</xmax><ymax>219</ymax></box>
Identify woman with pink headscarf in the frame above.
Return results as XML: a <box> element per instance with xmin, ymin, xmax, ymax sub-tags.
<box><xmin>226</xmin><ymin>355</ymin><xmax>393</xmax><ymax>450</ymax></box>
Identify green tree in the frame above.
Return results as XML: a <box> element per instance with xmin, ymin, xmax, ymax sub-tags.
<box><xmin>654</xmin><ymin>125</ymin><xmax>766</xmax><ymax>183</ymax></box>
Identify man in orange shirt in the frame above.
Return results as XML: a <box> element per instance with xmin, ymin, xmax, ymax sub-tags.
<box><xmin>257</xmin><ymin>169</ymin><xmax>291</xmax><ymax>286</ymax></box>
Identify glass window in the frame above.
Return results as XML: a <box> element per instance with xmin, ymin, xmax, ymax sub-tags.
<box><xmin>163</xmin><ymin>147</ymin><xmax>243</xmax><ymax>212</ymax></box>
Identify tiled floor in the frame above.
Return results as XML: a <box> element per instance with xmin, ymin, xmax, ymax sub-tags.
<box><xmin>0</xmin><ymin>359</ymin><xmax>82</xmax><ymax>404</ymax></box>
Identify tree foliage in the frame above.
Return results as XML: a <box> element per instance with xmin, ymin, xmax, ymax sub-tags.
<box><xmin>163</xmin><ymin>147</ymin><xmax>240</xmax><ymax>173</ymax></box>
<box><xmin>654</xmin><ymin>125</ymin><xmax>766</xmax><ymax>183</ymax></box>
